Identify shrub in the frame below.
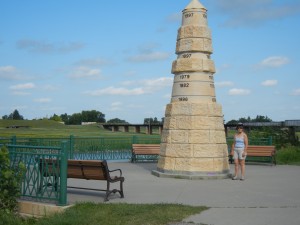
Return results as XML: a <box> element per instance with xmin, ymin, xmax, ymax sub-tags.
<box><xmin>276</xmin><ymin>146</ymin><xmax>300</xmax><ymax>165</ymax></box>
<box><xmin>0</xmin><ymin>146</ymin><xmax>26</xmax><ymax>214</ymax></box>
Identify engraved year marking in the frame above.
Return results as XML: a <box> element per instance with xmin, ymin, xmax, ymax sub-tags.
<box><xmin>180</xmin><ymin>83</ymin><xmax>189</xmax><ymax>88</ymax></box>
<box><xmin>185</xmin><ymin>13</ymin><xmax>194</xmax><ymax>18</ymax></box>
<box><xmin>182</xmin><ymin>53</ymin><xmax>192</xmax><ymax>58</ymax></box>
<box><xmin>179</xmin><ymin>97</ymin><xmax>189</xmax><ymax>102</ymax></box>
<box><xmin>179</xmin><ymin>74</ymin><xmax>190</xmax><ymax>79</ymax></box>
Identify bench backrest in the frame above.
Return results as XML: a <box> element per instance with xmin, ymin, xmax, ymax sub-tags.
<box><xmin>39</xmin><ymin>159</ymin><xmax>109</xmax><ymax>180</ymax></box>
<box><xmin>67</xmin><ymin>160</ymin><xmax>108</xmax><ymax>180</ymax></box>
<box><xmin>247</xmin><ymin>146</ymin><xmax>276</xmax><ymax>156</ymax></box>
<box><xmin>132</xmin><ymin>144</ymin><xmax>161</xmax><ymax>154</ymax></box>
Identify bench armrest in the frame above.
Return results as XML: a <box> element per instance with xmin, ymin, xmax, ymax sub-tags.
<box><xmin>109</xmin><ymin>168</ymin><xmax>123</xmax><ymax>177</ymax></box>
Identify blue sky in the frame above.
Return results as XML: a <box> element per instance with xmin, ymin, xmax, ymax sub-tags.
<box><xmin>1</xmin><ymin>0</ymin><xmax>300</xmax><ymax>123</ymax></box>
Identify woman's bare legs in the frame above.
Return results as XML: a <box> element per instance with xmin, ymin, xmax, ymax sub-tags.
<box><xmin>240</xmin><ymin>159</ymin><xmax>245</xmax><ymax>180</ymax></box>
<box><xmin>233</xmin><ymin>159</ymin><xmax>239</xmax><ymax>179</ymax></box>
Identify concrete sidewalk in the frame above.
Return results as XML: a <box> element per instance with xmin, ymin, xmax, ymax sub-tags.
<box><xmin>67</xmin><ymin>163</ymin><xmax>300</xmax><ymax>225</ymax></box>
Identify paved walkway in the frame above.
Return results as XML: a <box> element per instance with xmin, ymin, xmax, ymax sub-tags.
<box><xmin>67</xmin><ymin>163</ymin><xmax>300</xmax><ymax>225</ymax></box>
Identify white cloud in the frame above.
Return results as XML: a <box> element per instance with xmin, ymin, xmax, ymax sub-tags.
<box><xmin>34</xmin><ymin>98</ymin><xmax>52</xmax><ymax>103</ymax></box>
<box><xmin>0</xmin><ymin>66</ymin><xmax>22</xmax><ymax>80</ymax></box>
<box><xmin>0</xmin><ymin>65</ymin><xmax>16</xmax><ymax>73</ymax></box>
<box><xmin>69</xmin><ymin>66</ymin><xmax>102</xmax><ymax>79</ymax></box>
<box><xmin>11</xmin><ymin>91</ymin><xmax>31</xmax><ymax>96</ymax></box>
<box><xmin>17</xmin><ymin>39</ymin><xmax>85</xmax><ymax>54</ymax></box>
<box><xmin>88</xmin><ymin>77</ymin><xmax>172</xmax><ymax>97</ymax></box>
<box><xmin>10</xmin><ymin>82</ymin><xmax>35</xmax><ymax>90</ymax></box>
<box><xmin>261</xmin><ymin>80</ymin><xmax>278</xmax><ymax>86</ymax></box>
<box><xmin>259</xmin><ymin>56</ymin><xmax>290</xmax><ymax>68</ymax></box>
<box><xmin>110</xmin><ymin>102</ymin><xmax>123</xmax><ymax>111</ymax></box>
<box><xmin>128</xmin><ymin>104</ymin><xmax>143</xmax><ymax>109</ymax></box>
<box><xmin>166</xmin><ymin>12</ymin><xmax>181</xmax><ymax>23</ymax></box>
<box><xmin>111</xmin><ymin>102</ymin><xmax>122</xmax><ymax>107</ymax></box>
<box><xmin>215</xmin><ymin>81</ymin><xmax>234</xmax><ymax>87</ymax></box>
<box><xmin>84</xmin><ymin>87</ymin><xmax>145</xmax><ymax>96</ymax></box>
<box><xmin>126</xmin><ymin>52</ymin><xmax>170</xmax><ymax>63</ymax></box>
<box><xmin>126</xmin><ymin>42</ymin><xmax>170</xmax><ymax>63</ymax></box>
<box><xmin>123</xmin><ymin>77</ymin><xmax>173</xmax><ymax>88</ymax></box>
<box><xmin>75</xmin><ymin>58</ymin><xmax>112</xmax><ymax>67</ymax></box>
<box><xmin>291</xmin><ymin>89</ymin><xmax>300</xmax><ymax>96</ymax></box>
<box><xmin>229</xmin><ymin>88</ymin><xmax>251</xmax><ymax>96</ymax></box>
<box><xmin>124</xmin><ymin>70</ymin><xmax>137</xmax><ymax>77</ymax></box>
<box><xmin>42</xmin><ymin>85</ymin><xmax>60</xmax><ymax>91</ymax></box>
<box><xmin>215</xmin><ymin>0</ymin><xmax>300</xmax><ymax>27</ymax></box>
<box><xmin>143</xmin><ymin>77</ymin><xmax>173</xmax><ymax>88</ymax></box>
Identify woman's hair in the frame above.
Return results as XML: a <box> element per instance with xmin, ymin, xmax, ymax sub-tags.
<box><xmin>236</xmin><ymin>122</ymin><xmax>244</xmax><ymax>130</ymax></box>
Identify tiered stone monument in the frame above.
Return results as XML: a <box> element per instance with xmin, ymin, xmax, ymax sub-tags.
<box><xmin>152</xmin><ymin>0</ymin><xmax>230</xmax><ymax>179</ymax></box>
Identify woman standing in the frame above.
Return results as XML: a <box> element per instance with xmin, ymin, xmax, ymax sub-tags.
<box><xmin>231</xmin><ymin>123</ymin><xmax>248</xmax><ymax>180</ymax></box>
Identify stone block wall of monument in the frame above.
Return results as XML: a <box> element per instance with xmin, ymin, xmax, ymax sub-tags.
<box><xmin>154</xmin><ymin>0</ymin><xmax>230</xmax><ymax>179</ymax></box>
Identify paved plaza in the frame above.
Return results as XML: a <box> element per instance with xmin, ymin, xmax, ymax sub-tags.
<box><xmin>67</xmin><ymin>162</ymin><xmax>300</xmax><ymax>225</ymax></box>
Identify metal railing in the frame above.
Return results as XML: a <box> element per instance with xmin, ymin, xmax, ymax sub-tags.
<box><xmin>3</xmin><ymin>135</ymin><xmax>272</xmax><ymax>160</ymax></box>
<box><xmin>3</xmin><ymin>135</ymin><xmax>161</xmax><ymax>161</ymax></box>
<box><xmin>7</xmin><ymin>142</ymin><xmax>68</xmax><ymax>206</ymax></box>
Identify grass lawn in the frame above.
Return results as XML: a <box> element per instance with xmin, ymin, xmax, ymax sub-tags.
<box><xmin>0</xmin><ymin>203</ymin><xmax>208</xmax><ymax>225</ymax></box>
<box><xmin>0</xmin><ymin>120</ymin><xmax>161</xmax><ymax>138</ymax></box>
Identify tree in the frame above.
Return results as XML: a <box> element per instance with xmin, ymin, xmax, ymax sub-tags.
<box><xmin>68</xmin><ymin>113</ymin><xmax>82</xmax><ymax>125</ymax></box>
<box><xmin>60</xmin><ymin>110</ymin><xmax>106</xmax><ymax>125</ymax></box>
<box><xmin>60</xmin><ymin>113</ymin><xmax>70</xmax><ymax>124</ymax></box>
<box><xmin>81</xmin><ymin>110</ymin><xmax>105</xmax><ymax>123</ymax></box>
<box><xmin>226</xmin><ymin>115</ymin><xmax>273</xmax><ymax>125</ymax></box>
<box><xmin>2</xmin><ymin>110</ymin><xmax>24</xmax><ymax>120</ymax></box>
<box><xmin>143</xmin><ymin>117</ymin><xmax>163</xmax><ymax>125</ymax></box>
<box><xmin>107</xmin><ymin>118</ymin><xmax>128</xmax><ymax>124</ymax></box>
<box><xmin>2</xmin><ymin>115</ymin><xmax>8</xmax><ymax>120</ymax></box>
<box><xmin>253</xmin><ymin>115</ymin><xmax>272</xmax><ymax>122</ymax></box>
<box><xmin>50</xmin><ymin>114</ymin><xmax>62</xmax><ymax>122</ymax></box>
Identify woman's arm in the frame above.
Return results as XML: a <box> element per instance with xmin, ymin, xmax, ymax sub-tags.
<box><xmin>231</xmin><ymin>135</ymin><xmax>236</xmax><ymax>155</ymax></box>
<box><xmin>243</xmin><ymin>133</ymin><xmax>248</xmax><ymax>155</ymax></box>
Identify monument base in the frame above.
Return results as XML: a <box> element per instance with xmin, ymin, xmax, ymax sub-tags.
<box><xmin>152</xmin><ymin>168</ymin><xmax>231</xmax><ymax>180</ymax></box>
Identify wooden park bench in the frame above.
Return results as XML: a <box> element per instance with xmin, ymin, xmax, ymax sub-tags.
<box><xmin>229</xmin><ymin>145</ymin><xmax>276</xmax><ymax>165</ymax></box>
<box><xmin>131</xmin><ymin>144</ymin><xmax>160</xmax><ymax>163</ymax></box>
<box><xmin>39</xmin><ymin>159</ymin><xmax>124</xmax><ymax>201</ymax></box>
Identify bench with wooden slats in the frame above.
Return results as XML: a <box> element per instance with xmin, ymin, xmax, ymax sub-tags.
<box><xmin>229</xmin><ymin>145</ymin><xmax>276</xmax><ymax>165</ymax></box>
<box><xmin>131</xmin><ymin>144</ymin><xmax>160</xmax><ymax>163</ymax></box>
<box><xmin>39</xmin><ymin>159</ymin><xmax>124</xmax><ymax>201</ymax></box>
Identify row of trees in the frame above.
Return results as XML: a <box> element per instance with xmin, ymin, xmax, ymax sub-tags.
<box><xmin>58</xmin><ymin>110</ymin><xmax>106</xmax><ymax>125</ymax></box>
<box><xmin>2</xmin><ymin>110</ymin><xmax>24</xmax><ymax>120</ymax></box>
<box><xmin>143</xmin><ymin>117</ymin><xmax>164</xmax><ymax>125</ymax></box>
<box><xmin>226</xmin><ymin>115</ymin><xmax>272</xmax><ymax>124</ymax></box>
<box><xmin>1</xmin><ymin>110</ymin><xmax>165</xmax><ymax>125</ymax></box>
<box><xmin>1</xmin><ymin>109</ymin><xmax>106</xmax><ymax>125</ymax></box>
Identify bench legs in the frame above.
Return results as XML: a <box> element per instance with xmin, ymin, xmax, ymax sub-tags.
<box><xmin>131</xmin><ymin>154</ymin><xmax>136</xmax><ymax>163</ymax></box>
<box><xmin>104</xmin><ymin>178</ymin><xmax>125</xmax><ymax>201</ymax></box>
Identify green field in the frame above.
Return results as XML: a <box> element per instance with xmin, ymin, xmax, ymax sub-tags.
<box><xmin>0</xmin><ymin>120</ymin><xmax>161</xmax><ymax>138</ymax></box>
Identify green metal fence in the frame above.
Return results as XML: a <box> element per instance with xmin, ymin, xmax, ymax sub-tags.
<box><xmin>7</xmin><ymin>142</ymin><xmax>68</xmax><ymax>206</ymax></box>
<box><xmin>3</xmin><ymin>135</ymin><xmax>273</xmax><ymax>162</ymax></box>
<box><xmin>3</xmin><ymin>135</ymin><xmax>161</xmax><ymax>161</ymax></box>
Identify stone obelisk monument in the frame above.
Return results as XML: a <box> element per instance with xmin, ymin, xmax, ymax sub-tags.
<box><xmin>152</xmin><ymin>0</ymin><xmax>230</xmax><ymax>179</ymax></box>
